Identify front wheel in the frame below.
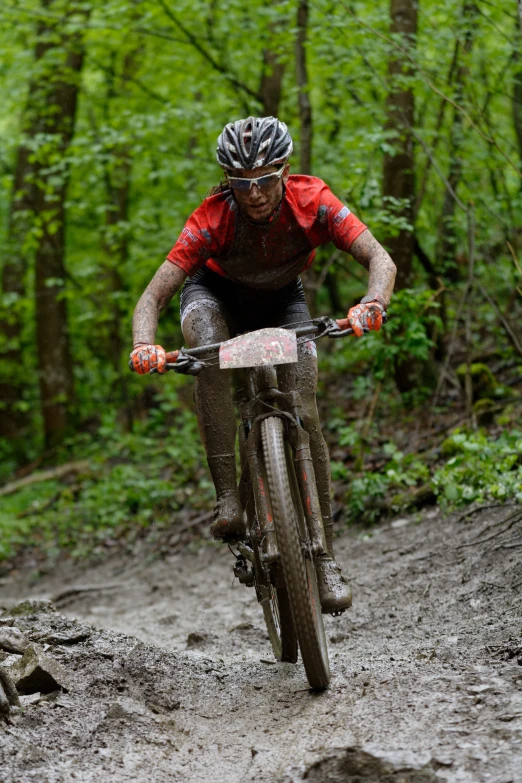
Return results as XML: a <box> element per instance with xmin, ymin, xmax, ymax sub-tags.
<box><xmin>261</xmin><ymin>416</ymin><xmax>330</xmax><ymax>690</ymax></box>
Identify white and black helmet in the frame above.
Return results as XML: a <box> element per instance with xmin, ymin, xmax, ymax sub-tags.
<box><xmin>216</xmin><ymin>116</ymin><xmax>293</xmax><ymax>170</ymax></box>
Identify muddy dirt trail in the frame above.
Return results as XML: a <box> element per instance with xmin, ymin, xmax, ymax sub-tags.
<box><xmin>1</xmin><ymin>505</ymin><xmax>521</xmax><ymax>783</ymax></box>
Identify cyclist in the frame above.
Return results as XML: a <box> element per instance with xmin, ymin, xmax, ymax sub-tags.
<box><xmin>131</xmin><ymin>116</ymin><xmax>396</xmax><ymax>614</ymax></box>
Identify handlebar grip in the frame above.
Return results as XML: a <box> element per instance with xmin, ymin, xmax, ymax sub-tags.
<box><xmin>128</xmin><ymin>349</ymin><xmax>180</xmax><ymax>373</ymax></box>
<box><xmin>336</xmin><ymin>310</ymin><xmax>388</xmax><ymax>332</ymax></box>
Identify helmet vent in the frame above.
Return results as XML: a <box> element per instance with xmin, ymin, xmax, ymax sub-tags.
<box><xmin>217</xmin><ymin>116</ymin><xmax>293</xmax><ymax>170</ymax></box>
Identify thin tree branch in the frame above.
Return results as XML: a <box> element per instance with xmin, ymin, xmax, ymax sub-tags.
<box><xmin>154</xmin><ymin>0</ymin><xmax>261</xmax><ymax>103</ymax></box>
<box><xmin>464</xmin><ymin>206</ymin><xmax>476</xmax><ymax>429</ymax></box>
<box><xmin>507</xmin><ymin>241</ymin><xmax>522</xmax><ymax>277</ymax></box>
<box><xmin>414</xmin><ymin>38</ymin><xmax>460</xmax><ymax>219</ymax></box>
<box><xmin>88</xmin><ymin>53</ymin><xmax>171</xmax><ymax>105</ymax></box>
<box><xmin>409</xmin><ymin>125</ymin><xmax>467</xmax><ymax>212</ymax></box>
<box><xmin>333</xmin><ymin>0</ymin><xmax>522</xmax><ymax>179</ymax></box>
<box><xmin>476</xmin><ymin>281</ymin><xmax>522</xmax><ymax>356</ymax></box>
<box><xmin>475</xmin><ymin>0</ymin><xmax>516</xmax><ymax>22</ymax></box>
<box><xmin>0</xmin><ymin>7</ymin><xmax>187</xmax><ymax>44</ymax></box>
<box><xmin>432</xmin><ymin>281</ymin><xmax>470</xmax><ymax>406</ymax></box>
<box><xmin>474</xmin><ymin>3</ymin><xmax>519</xmax><ymax>45</ymax></box>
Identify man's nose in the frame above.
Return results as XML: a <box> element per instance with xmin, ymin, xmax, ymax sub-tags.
<box><xmin>248</xmin><ymin>183</ymin><xmax>263</xmax><ymax>199</ymax></box>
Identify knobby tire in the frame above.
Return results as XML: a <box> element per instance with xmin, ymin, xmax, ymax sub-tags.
<box><xmin>261</xmin><ymin>416</ymin><xmax>330</xmax><ymax>690</ymax></box>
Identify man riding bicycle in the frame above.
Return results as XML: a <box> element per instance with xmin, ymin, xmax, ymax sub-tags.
<box><xmin>131</xmin><ymin>116</ymin><xmax>396</xmax><ymax>615</ymax></box>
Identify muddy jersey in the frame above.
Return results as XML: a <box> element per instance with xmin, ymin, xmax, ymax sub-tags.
<box><xmin>166</xmin><ymin>175</ymin><xmax>367</xmax><ymax>291</ymax></box>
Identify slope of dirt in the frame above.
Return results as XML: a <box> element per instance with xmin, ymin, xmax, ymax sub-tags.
<box><xmin>1</xmin><ymin>504</ymin><xmax>521</xmax><ymax>783</ymax></box>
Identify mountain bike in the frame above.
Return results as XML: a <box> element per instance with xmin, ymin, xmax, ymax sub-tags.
<box><xmin>132</xmin><ymin>315</ymin><xmax>362</xmax><ymax>690</ymax></box>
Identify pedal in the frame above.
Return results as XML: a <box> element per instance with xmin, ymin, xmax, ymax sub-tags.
<box><xmin>233</xmin><ymin>556</ymin><xmax>255</xmax><ymax>587</ymax></box>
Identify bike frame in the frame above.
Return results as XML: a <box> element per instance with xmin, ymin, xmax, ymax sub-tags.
<box><xmin>143</xmin><ymin>316</ymin><xmax>358</xmax><ymax>578</ymax></box>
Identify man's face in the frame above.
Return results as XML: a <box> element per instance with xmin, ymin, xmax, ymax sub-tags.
<box><xmin>227</xmin><ymin>164</ymin><xmax>290</xmax><ymax>223</ymax></box>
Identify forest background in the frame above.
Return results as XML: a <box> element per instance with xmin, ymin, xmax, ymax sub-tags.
<box><xmin>0</xmin><ymin>0</ymin><xmax>521</xmax><ymax>568</ymax></box>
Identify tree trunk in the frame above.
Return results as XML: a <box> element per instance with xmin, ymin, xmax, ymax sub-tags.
<box><xmin>295</xmin><ymin>0</ymin><xmax>319</xmax><ymax>314</ymax></box>
<box><xmin>513</xmin><ymin>17</ymin><xmax>522</xmax><ymax>170</ymax></box>
<box><xmin>32</xmin><ymin>0</ymin><xmax>88</xmax><ymax>447</ymax></box>
<box><xmin>99</xmin><ymin>47</ymin><xmax>143</xmax><ymax>431</ymax></box>
<box><xmin>435</xmin><ymin>4</ymin><xmax>476</xmax><ymax>278</ymax></box>
<box><xmin>260</xmin><ymin>49</ymin><xmax>285</xmax><ymax>116</ymax></box>
<box><xmin>0</xmin><ymin>5</ymin><xmax>61</xmax><ymax>444</ymax></box>
<box><xmin>295</xmin><ymin>0</ymin><xmax>312</xmax><ymax>175</ymax></box>
<box><xmin>382</xmin><ymin>0</ymin><xmax>417</xmax><ymax>291</ymax></box>
<box><xmin>0</xmin><ymin>145</ymin><xmax>35</xmax><ymax>444</ymax></box>
<box><xmin>102</xmin><ymin>147</ymin><xmax>134</xmax><ymax>431</ymax></box>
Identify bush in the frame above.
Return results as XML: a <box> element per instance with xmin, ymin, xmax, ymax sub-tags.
<box><xmin>434</xmin><ymin>429</ymin><xmax>522</xmax><ymax>506</ymax></box>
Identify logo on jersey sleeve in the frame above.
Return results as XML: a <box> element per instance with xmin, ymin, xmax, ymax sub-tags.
<box><xmin>334</xmin><ymin>206</ymin><xmax>350</xmax><ymax>226</ymax></box>
<box><xmin>177</xmin><ymin>226</ymin><xmax>198</xmax><ymax>248</ymax></box>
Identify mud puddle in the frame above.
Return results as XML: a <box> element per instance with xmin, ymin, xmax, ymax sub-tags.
<box><xmin>1</xmin><ymin>505</ymin><xmax>521</xmax><ymax>782</ymax></box>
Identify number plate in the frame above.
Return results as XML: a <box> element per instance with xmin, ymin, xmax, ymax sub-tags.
<box><xmin>219</xmin><ymin>328</ymin><xmax>298</xmax><ymax>369</ymax></box>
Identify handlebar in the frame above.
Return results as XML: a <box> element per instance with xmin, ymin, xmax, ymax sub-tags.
<box><xmin>129</xmin><ymin>314</ymin><xmax>385</xmax><ymax>375</ymax></box>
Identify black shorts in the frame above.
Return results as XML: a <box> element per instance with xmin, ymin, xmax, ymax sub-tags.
<box><xmin>180</xmin><ymin>268</ymin><xmax>311</xmax><ymax>334</ymax></box>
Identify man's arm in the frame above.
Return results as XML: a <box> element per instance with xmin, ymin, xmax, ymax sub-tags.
<box><xmin>348</xmin><ymin>229</ymin><xmax>396</xmax><ymax>307</ymax></box>
<box><xmin>132</xmin><ymin>261</ymin><xmax>187</xmax><ymax>346</ymax></box>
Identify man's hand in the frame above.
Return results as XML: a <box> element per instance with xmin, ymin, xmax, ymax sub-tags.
<box><xmin>130</xmin><ymin>344</ymin><xmax>167</xmax><ymax>374</ymax></box>
<box><xmin>347</xmin><ymin>300</ymin><xmax>385</xmax><ymax>338</ymax></box>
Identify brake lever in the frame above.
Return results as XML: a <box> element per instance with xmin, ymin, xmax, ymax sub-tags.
<box><xmin>182</xmin><ymin>361</ymin><xmax>206</xmax><ymax>376</ymax></box>
<box><xmin>164</xmin><ymin>351</ymin><xmax>206</xmax><ymax>376</ymax></box>
<box><xmin>328</xmin><ymin>326</ymin><xmax>357</xmax><ymax>338</ymax></box>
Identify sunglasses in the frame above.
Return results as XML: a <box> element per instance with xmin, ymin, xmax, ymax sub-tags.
<box><xmin>226</xmin><ymin>163</ymin><xmax>286</xmax><ymax>192</ymax></box>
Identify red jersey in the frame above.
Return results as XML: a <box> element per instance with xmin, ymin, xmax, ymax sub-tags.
<box><xmin>167</xmin><ymin>175</ymin><xmax>367</xmax><ymax>291</ymax></box>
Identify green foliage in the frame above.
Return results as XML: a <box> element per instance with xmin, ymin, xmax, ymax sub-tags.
<box><xmin>383</xmin><ymin>289</ymin><xmax>442</xmax><ymax>365</ymax></box>
<box><xmin>337</xmin><ymin>429</ymin><xmax>522</xmax><ymax>525</ymax></box>
<box><xmin>325</xmin><ymin>287</ymin><xmax>442</xmax><ymax>387</ymax></box>
<box><xmin>0</xmin><ymin>388</ymin><xmax>211</xmax><ymax>563</ymax></box>
<box><xmin>434</xmin><ymin>430</ymin><xmax>522</xmax><ymax>506</ymax></box>
<box><xmin>342</xmin><ymin>441</ymin><xmax>431</xmax><ymax>524</ymax></box>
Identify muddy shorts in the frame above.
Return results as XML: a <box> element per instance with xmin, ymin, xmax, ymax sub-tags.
<box><xmin>180</xmin><ymin>267</ymin><xmax>311</xmax><ymax>334</ymax></box>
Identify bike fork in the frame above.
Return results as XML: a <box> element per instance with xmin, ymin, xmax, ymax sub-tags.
<box><xmin>240</xmin><ymin>365</ymin><xmax>327</xmax><ymax>562</ymax></box>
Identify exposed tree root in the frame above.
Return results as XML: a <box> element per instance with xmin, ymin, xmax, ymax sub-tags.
<box><xmin>456</xmin><ymin>511</ymin><xmax>522</xmax><ymax>549</ymax></box>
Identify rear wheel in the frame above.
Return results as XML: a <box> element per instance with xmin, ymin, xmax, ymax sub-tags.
<box><xmin>261</xmin><ymin>416</ymin><xmax>330</xmax><ymax>690</ymax></box>
<box><xmin>261</xmin><ymin>581</ymin><xmax>298</xmax><ymax>663</ymax></box>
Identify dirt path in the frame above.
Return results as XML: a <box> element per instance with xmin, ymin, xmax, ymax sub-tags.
<box><xmin>1</xmin><ymin>505</ymin><xmax>521</xmax><ymax>782</ymax></box>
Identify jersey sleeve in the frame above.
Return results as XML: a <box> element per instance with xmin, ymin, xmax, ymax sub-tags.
<box><xmin>166</xmin><ymin>194</ymin><xmax>235</xmax><ymax>276</ymax></box>
<box><xmin>305</xmin><ymin>181</ymin><xmax>367</xmax><ymax>252</ymax></box>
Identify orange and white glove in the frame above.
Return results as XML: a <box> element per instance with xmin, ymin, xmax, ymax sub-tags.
<box><xmin>130</xmin><ymin>344</ymin><xmax>167</xmax><ymax>375</ymax></box>
<box><xmin>347</xmin><ymin>298</ymin><xmax>386</xmax><ymax>338</ymax></box>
